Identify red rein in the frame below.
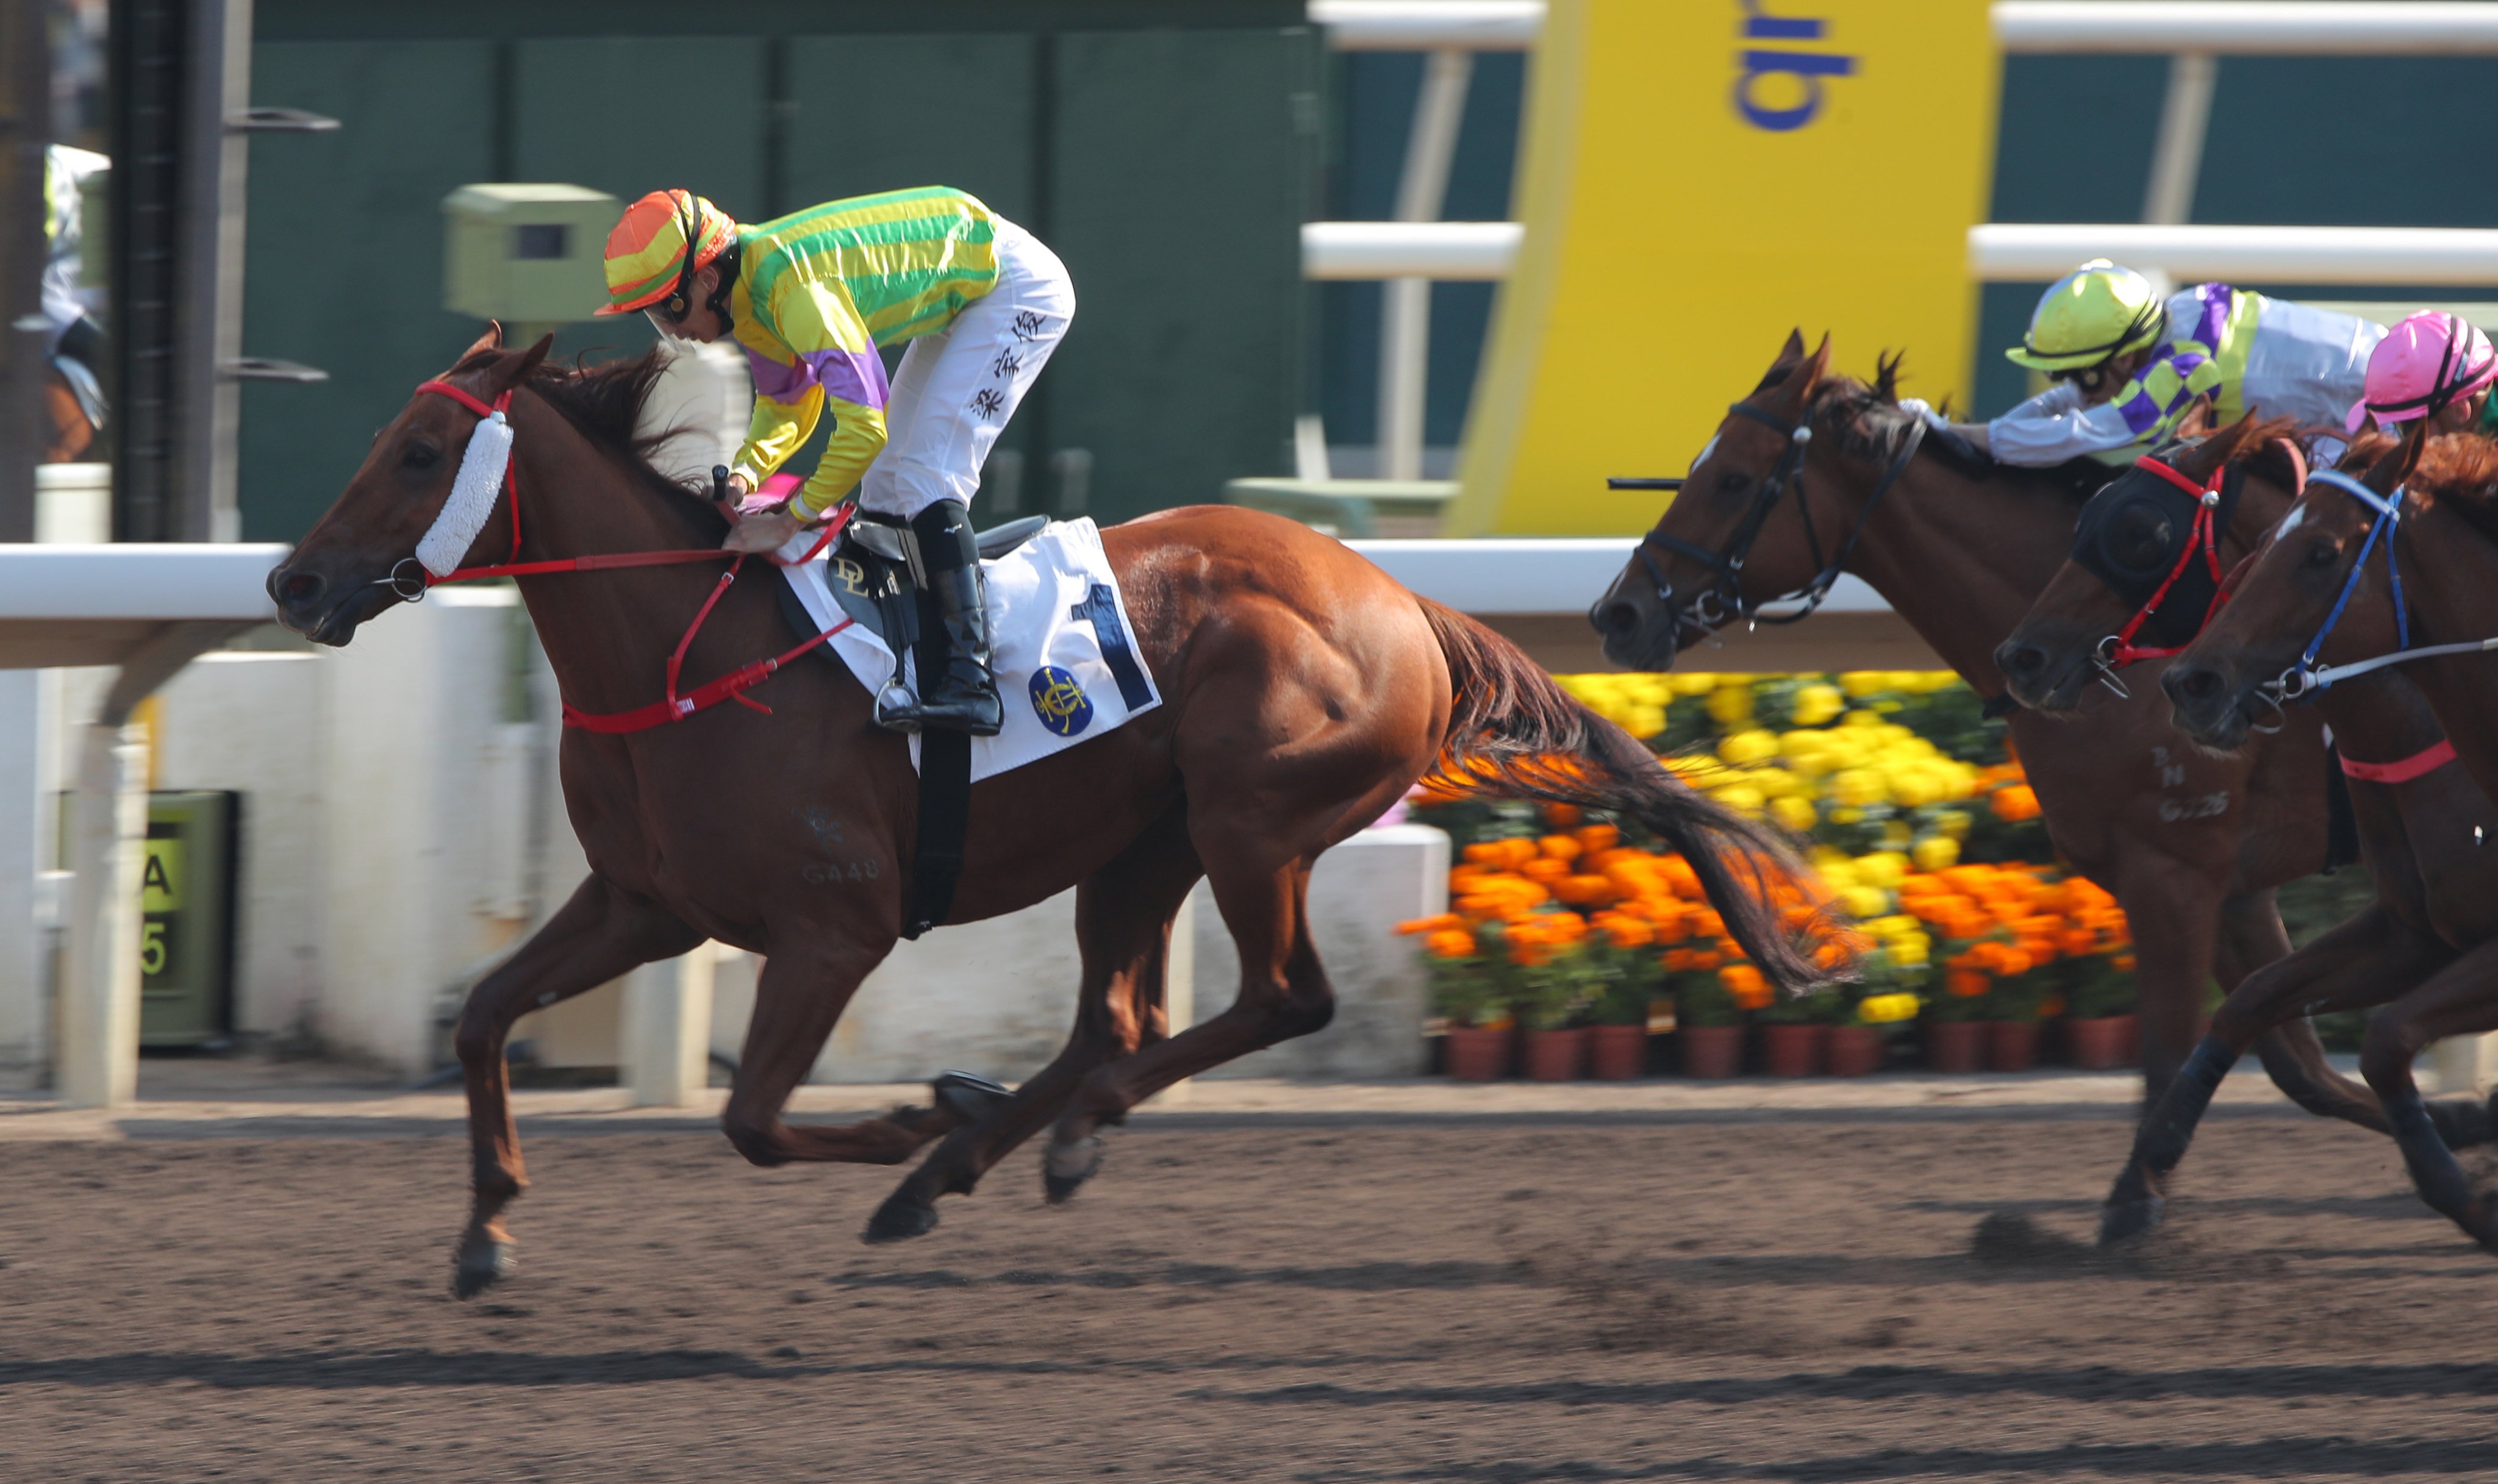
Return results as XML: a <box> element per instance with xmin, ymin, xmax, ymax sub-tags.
<box><xmin>2103</xmin><ymin>456</ymin><xmax>2228</xmax><ymax>667</ymax></box>
<box><xmin>412</xmin><ymin>379</ymin><xmax>852</xmax><ymax>733</ymax></box>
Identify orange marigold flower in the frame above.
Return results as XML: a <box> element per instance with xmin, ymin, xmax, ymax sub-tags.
<box><xmin>1659</xmin><ymin>856</ymin><xmax>1702</xmax><ymax>897</ymax></box>
<box><xmin>1539</xmin><ymin>834</ymin><xmax>1584</xmax><ymax>863</ymax></box>
<box><xmin>1692</xmin><ymin>908</ymin><xmax>1726</xmax><ymax>939</ymax></box>
<box><xmin>1542</xmin><ymin>802</ymin><xmax>1584</xmax><ymax>829</ymax></box>
<box><xmin>1425</xmin><ymin>929</ymin><xmax>1477</xmax><ymax>958</ymax></box>
<box><xmin>1397</xmin><ymin>913</ymin><xmax>1463</xmax><ymax>935</ymax></box>
<box><xmin>1556</xmin><ymin>874</ymin><xmax>1616</xmax><ymax>906</ymax></box>
<box><xmin>1575</xmin><ymin>824</ymin><xmax>1621</xmax><ymax>854</ymax></box>
<box><xmin>1604</xmin><ymin>918</ymin><xmax>1655</xmax><ymax>949</ymax></box>
<box><xmin>1946</xmin><ymin>969</ymin><xmax>1991</xmax><ymax>998</ymax></box>
<box><xmin>1523</xmin><ymin>857</ymin><xmax>1572</xmax><ymax>885</ymax></box>
<box><xmin>1991</xmin><ymin>783</ymin><xmax>2042</xmax><ymax>822</ymax></box>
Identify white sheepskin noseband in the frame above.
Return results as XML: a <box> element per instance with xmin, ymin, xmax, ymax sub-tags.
<box><xmin>415</xmin><ymin>407</ymin><xmax>514</xmax><ymax>577</ymax></box>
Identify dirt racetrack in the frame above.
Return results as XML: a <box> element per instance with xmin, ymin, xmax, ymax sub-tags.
<box><xmin>7</xmin><ymin>1108</ymin><xmax>2498</xmax><ymax>1482</ymax></box>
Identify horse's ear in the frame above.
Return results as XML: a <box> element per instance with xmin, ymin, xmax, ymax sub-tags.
<box><xmin>459</xmin><ymin>321</ymin><xmax>505</xmax><ymax>362</ymax></box>
<box><xmin>475</xmin><ymin>334</ymin><xmax>556</xmax><ymax>399</ymax></box>
<box><xmin>1798</xmin><ymin>334</ymin><xmax>1833</xmax><ymax>394</ymax></box>
<box><xmin>1778</xmin><ymin>327</ymin><xmax>1806</xmax><ymax>362</ymax></box>
<box><xmin>2371</xmin><ymin>421</ymin><xmax>2427</xmax><ymax>492</ymax></box>
<box><xmin>2188</xmin><ymin>408</ymin><xmax>2256</xmax><ymax>472</ymax></box>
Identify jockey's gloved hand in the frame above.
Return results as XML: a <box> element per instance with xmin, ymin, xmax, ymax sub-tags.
<box><xmin>735</xmin><ymin>490</ymin><xmax>791</xmax><ymax>520</ymax></box>
<box><xmin>1895</xmin><ymin>398</ymin><xmax>1955</xmax><ymax>433</ymax></box>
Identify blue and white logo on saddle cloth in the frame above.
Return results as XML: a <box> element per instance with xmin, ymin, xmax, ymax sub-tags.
<box><xmin>779</xmin><ymin>517</ymin><xmax>1162</xmax><ymax>781</ymax></box>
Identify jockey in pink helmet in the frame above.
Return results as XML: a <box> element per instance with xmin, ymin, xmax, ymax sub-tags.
<box><xmin>2346</xmin><ymin>311</ymin><xmax>2498</xmax><ymax>438</ymax></box>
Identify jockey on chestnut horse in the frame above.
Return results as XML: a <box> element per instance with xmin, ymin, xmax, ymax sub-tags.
<box><xmin>266</xmin><ymin>184</ymin><xmax>1827</xmax><ymax>1300</ymax></box>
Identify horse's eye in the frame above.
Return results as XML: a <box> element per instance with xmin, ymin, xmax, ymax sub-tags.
<box><xmin>2112</xmin><ymin>510</ymin><xmax>2173</xmax><ymax>568</ymax></box>
<box><xmin>401</xmin><ymin>442</ymin><xmax>440</xmax><ymax>471</ymax></box>
<box><xmin>2305</xmin><ymin>538</ymin><xmax>2340</xmax><ymax>568</ymax></box>
<box><xmin>1716</xmin><ymin>470</ymin><xmax>1749</xmax><ymax>497</ymax></box>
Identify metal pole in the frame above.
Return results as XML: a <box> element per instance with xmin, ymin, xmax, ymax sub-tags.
<box><xmin>2141</xmin><ymin>51</ymin><xmax>2216</xmax><ymax>229</ymax></box>
<box><xmin>181</xmin><ymin>0</ymin><xmax>254</xmax><ymax>542</ymax></box>
<box><xmin>1376</xmin><ymin>48</ymin><xmax>1470</xmax><ymax>482</ymax></box>
<box><xmin>0</xmin><ymin>0</ymin><xmax>49</xmax><ymax>543</ymax></box>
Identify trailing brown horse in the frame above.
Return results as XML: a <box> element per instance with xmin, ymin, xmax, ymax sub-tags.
<box><xmin>2164</xmin><ymin>428</ymin><xmax>2498</xmax><ymax>1249</ymax></box>
<box><xmin>1587</xmin><ymin>332</ymin><xmax>2361</xmax><ymax>1118</ymax></box>
<box><xmin>1994</xmin><ymin>419</ymin><xmax>2498</xmax><ymax>1243</ymax></box>
<box><xmin>268</xmin><ymin>329</ymin><xmax>1819</xmax><ymax>1297</ymax></box>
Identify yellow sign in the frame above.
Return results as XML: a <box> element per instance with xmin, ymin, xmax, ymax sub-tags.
<box><xmin>1449</xmin><ymin>0</ymin><xmax>2000</xmax><ymax>535</ymax></box>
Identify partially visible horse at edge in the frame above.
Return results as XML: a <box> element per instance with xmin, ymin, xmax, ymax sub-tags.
<box><xmin>267</xmin><ymin>327</ymin><xmax>1824</xmax><ymax>1298</ymax></box>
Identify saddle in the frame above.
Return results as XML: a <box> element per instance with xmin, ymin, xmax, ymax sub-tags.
<box><xmin>775</xmin><ymin>511</ymin><xmax>1048</xmax><ymax>667</ymax></box>
<box><xmin>772</xmin><ymin>508</ymin><xmax>1048</xmax><ymax>941</ymax></box>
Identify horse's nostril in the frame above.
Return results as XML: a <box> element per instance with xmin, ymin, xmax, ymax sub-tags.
<box><xmin>2001</xmin><ymin>644</ymin><xmax>2045</xmax><ymax>680</ymax></box>
<box><xmin>2175</xmin><ymin>668</ymin><xmax>2222</xmax><ymax>701</ymax></box>
<box><xmin>1596</xmin><ymin>602</ymin><xmax>1641</xmax><ymax>636</ymax></box>
<box><xmin>280</xmin><ymin>571</ymin><xmax>325</xmax><ymax>606</ymax></box>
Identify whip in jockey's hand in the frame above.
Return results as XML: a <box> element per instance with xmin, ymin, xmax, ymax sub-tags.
<box><xmin>596</xmin><ymin>185</ymin><xmax>1075</xmax><ymax>737</ymax></box>
<box><xmin>1927</xmin><ymin>259</ymin><xmax>2384</xmax><ymax>469</ymax></box>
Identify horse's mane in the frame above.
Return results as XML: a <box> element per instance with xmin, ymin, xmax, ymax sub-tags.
<box><xmin>450</xmin><ymin>344</ymin><xmax>728</xmax><ymax>541</ymax></box>
<box><xmin>2405</xmin><ymin>432</ymin><xmax>2498</xmax><ymax>548</ymax></box>
<box><xmin>1795</xmin><ymin>359</ymin><xmax>2108</xmax><ymax>502</ymax></box>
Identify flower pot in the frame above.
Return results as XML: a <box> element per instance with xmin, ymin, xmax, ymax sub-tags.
<box><xmin>2122</xmin><ymin>1014</ymin><xmax>2142</xmax><ymax>1065</ymax></box>
<box><xmin>1927</xmin><ymin>1018</ymin><xmax>1985</xmax><ymax>1074</ymax></box>
<box><xmin>1524</xmin><ymin>1026</ymin><xmax>1591</xmax><ymax>1082</ymax></box>
<box><xmin>1987</xmin><ymin>1019</ymin><xmax>2041</xmax><ymax>1072</ymax></box>
<box><xmin>1680</xmin><ymin>1024</ymin><xmax>1745</xmax><ymax>1079</ymax></box>
<box><xmin>1589</xmin><ymin>1024</ymin><xmax>1650</xmax><ymax>1081</ymax></box>
<box><xmin>2065</xmin><ymin>1014</ymin><xmax>2137</xmax><ymax>1070</ymax></box>
<box><xmin>1444</xmin><ymin>1024</ymin><xmax>1514</xmax><ymax>1082</ymax></box>
<box><xmin>1761</xmin><ymin>1022</ymin><xmax>1826</xmax><ymax>1077</ymax></box>
<box><xmin>1825</xmin><ymin>1024</ymin><xmax>1886</xmax><ymax>1077</ymax></box>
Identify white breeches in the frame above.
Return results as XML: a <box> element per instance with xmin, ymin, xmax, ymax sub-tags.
<box><xmin>857</xmin><ymin>216</ymin><xmax>1074</xmax><ymax>519</ymax></box>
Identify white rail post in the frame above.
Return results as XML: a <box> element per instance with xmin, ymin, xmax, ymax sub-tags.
<box><xmin>57</xmin><ymin>723</ymin><xmax>148</xmax><ymax>1108</ymax></box>
<box><xmin>623</xmin><ymin>944</ymin><xmax>715</xmax><ymax>1108</ymax></box>
<box><xmin>1379</xmin><ymin>48</ymin><xmax>1473</xmax><ymax>482</ymax></box>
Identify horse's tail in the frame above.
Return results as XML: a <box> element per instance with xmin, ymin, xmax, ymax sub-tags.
<box><xmin>1415</xmin><ymin>597</ymin><xmax>1827</xmax><ymax>993</ymax></box>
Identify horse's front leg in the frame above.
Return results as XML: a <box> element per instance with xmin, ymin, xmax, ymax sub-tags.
<box><xmin>2361</xmin><ymin>940</ymin><xmax>2498</xmax><ymax>1250</ymax></box>
<box><xmin>2100</xmin><ymin>902</ymin><xmax>2446</xmax><ymax>1245</ymax></box>
<box><xmin>715</xmin><ymin>937</ymin><xmax>949</xmax><ymax>1169</ymax></box>
<box><xmin>453</xmin><ymin>874</ymin><xmax>705</xmax><ymax>1297</ymax></box>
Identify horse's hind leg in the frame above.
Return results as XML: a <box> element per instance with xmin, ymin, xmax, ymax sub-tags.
<box><xmin>867</xmin><ymin>807</ymin><xmax>1203</xmax><ymax>1242</ymax></box>
<box><xmin>2360</xmin><ymin>941</ymin><xmax>2498</xmax><ymax>1250</ymax></box>
<box><xmin>453</xmin><ymin>874</ymin><xmax>705</xmax><ymax>1297</ymax></box>
<box><xmin>1039</xmin><ymin>851</ymin><xmax>1333</xmax><ymax>1199</ymax></box>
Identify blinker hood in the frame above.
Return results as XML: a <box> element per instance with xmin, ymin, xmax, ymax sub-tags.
<box><xmin>2071</xmin><ymin>460</ymin><xmax>2245</xmax><ymax>650</ymax></box>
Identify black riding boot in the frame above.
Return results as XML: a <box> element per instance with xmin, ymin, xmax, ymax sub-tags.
<box><xmin>884</xmin><ymin>501</ymin><xmax>1003</xmax><ymax>737</ymax></box>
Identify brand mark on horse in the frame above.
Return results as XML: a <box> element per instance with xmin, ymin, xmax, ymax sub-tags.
<box><xmin>1734</xmin><ymin>1</ymin><xmax>1855</xmax><ymax>133</ymax></box>
<box><xmin>1029</xmin><ymin>665</ymin><xmax>1093</xmax><ymax>737</ymax></box>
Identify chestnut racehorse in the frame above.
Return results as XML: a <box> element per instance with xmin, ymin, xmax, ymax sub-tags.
<box><xmin>1995</xmin><ymin>420</ymin><xmax>2498</xmax><ymax>1244</ymax></box>
<box><xmin>2164</xmin><ymin>428</ymin><xmax>2498</xmax><ymax>1249</ymax></box>
<box><xmin>269</xmin><ymin>330</ymin><xmax>1819</xmax><ymax>1297</ymax></box>
<box><xmin>1587</xmin><ymin>333</ymin><xmax>2361</xmax><ymax>1119</ymax></box>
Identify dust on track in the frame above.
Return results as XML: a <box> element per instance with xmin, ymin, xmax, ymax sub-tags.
<box><xmin>4</xmin><ymin>1114</ymin><xmax>2494</xmax><ymax>1482</ymax></box>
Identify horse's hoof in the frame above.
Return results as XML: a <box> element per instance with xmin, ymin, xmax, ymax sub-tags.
<box><xmin>1042</xmin><ymin>1135</ymin><xmax>1104</xmax><ymax>1205</ymax></box>
<box><xmin>451</xmin><ymin>1238</ymin><xmax>515</xmax><ymax>1299</ymax></box>
<box><xmin>932</xmin><ymin>1070</ymin><xmax>1014</xmax><ymax>1126</ymax></box>
<box><xmin>2097</xmin><ymin>1197</ymin><xmax>2165</xmax><ymax>1248</ymax></box>
<box><xmin>863</xmin><ymin>1192</ymin><xmax>940</xmax><ymax>1244</ymax></box>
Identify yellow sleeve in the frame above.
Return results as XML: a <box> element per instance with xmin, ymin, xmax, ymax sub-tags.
<box><xmin>735</xmin><ymin>279</ymin><xmax>890</xmax><ymax>519</ymax></box>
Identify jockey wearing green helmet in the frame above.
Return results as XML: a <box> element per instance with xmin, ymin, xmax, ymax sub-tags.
<box><xmin>1912</xmin><ymin>259</ymin><xmax>2383</xmax><ymax>466</ymax></box>
<box><xmin>599</xmin><ymin>185</ymin><xmax>1075</xmax><ymax>738</ymax></box>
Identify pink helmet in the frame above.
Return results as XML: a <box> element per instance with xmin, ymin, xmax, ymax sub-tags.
<box><xmin>2347</xmin><ymin>311</ymin><xmax>2498</xmax><ymax>432</ymax></box>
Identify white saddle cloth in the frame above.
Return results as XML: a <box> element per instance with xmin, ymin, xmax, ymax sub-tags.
<box><xmin>781</xmin><ymin>517</ymin><xmax>1164</xmax><ymax>782</ymax></box>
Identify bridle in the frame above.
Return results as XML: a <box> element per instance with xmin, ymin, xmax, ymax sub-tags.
<box><xmin>371</xmin><ymin>374</ymin><xmax>853</xmax><ymax>733</ymax></box>
<box><xmin>2085</xmin><ymin>454</ymin><xmax>2244</xmax><ymax>688</ymax></box>
<box><xmin>1621</xmin><ymin>399</ymin><xmax>1926</xmax><ymax>642</ymax></box>
<box><xmin>2264</xmin><ymin>469</ymin><xmax>2488</xmax><ymax>701</ymax></box>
